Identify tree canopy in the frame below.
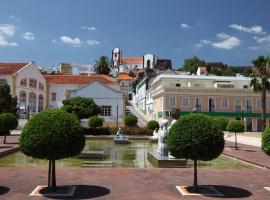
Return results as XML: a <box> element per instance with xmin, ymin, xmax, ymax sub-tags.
<box><xmin>0</xmin><ymin>84</ymin><xmax>18</xmax><ymax>116</ymax></box>
<box><xmin>180</xmin><ymin>56</ymin><xmax>205</xmax><ymax>74</ymax></box>
<box><xmin>95</xmin><ymin>56</ymin><xmax>111</xmax><ymax>75</ymax></box>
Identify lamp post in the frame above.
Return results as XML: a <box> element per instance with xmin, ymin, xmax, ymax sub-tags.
<box><xmin>241</xmin><ymin>108</ymin><xmax>244</xmax><ymax>123</ymax></box>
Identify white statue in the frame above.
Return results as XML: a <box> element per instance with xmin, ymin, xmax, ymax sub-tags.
<box><xmin>157</xmin><ymin>120</ymin><xmax>168</xmax><ymax>156</ymax></box>
<box><xmin>115</xmin><ymin>128</ymin><xmax>125</xmax><ymax>139</ymax></box>
<box><xmin>151</xmin><ymin>128</ymin><xmax>159</xmax><ymax>139</ymax></box>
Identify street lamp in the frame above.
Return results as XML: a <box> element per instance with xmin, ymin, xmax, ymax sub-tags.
<box><xmin>241</xmin><ymin>108</ymin><xmax>244</xmax><ymax>123</ymax></box>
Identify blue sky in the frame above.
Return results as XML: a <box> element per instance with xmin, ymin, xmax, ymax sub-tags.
<box><xmin>0</xmin><ymin>0</ymin><xmax>269</xmax><ymax>68</ymax></box>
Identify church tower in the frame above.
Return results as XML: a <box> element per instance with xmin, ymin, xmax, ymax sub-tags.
<box><xmin>112</xmin><ymin>48</ymin><xmax>122</xmax><ymax>72</ymax></box>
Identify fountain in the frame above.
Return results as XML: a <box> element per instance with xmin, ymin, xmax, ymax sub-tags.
<box><xmin>113</xmin><ymin>128</ymin><xmax>131</xmax><ymax>144</ymax></box>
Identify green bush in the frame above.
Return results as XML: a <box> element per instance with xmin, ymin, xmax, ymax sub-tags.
<box><xmin>0</xmin><ymin>113</ymin><xmax>18</xmax><ymax>143</ymax></box>
<box><xmin>262</xmin><ymin>127</ymin><xmax>270</xmax><ymax>155</ymax></box>
<box><xmin>167</xmin><ymin>114</ymin><xmax>224</xmax><ymax>191</ymax></box>
<box><xmin>20</xmin><ymin>109</ymin><xmax>85</xmax><ymax>190</ymax></box>
<box><xmin>214</xmin><ymin>116</ymin><xmax>228</xmax><ymax>131</ymax></box>
<box><xmin>147</xmin><ymin>120</ymin><xmax>159</xmax><ymax>130</ymax></box>
<box><xmin>227</xmin><ymin>120</ymin><xmax>244</xmax><ymax>149</ymax></box>
<box><xmin>62</xmin><ymin>97</ymin><xmax>100</xmax><ymax>119</ymax></box>
<box><xmin>88</xmin><ymin>116</ymin><xmax>103</xmax><ymax>128</ymax></box>
<box><xmin>124</xmin><ymin>114</ymin><xmax>138</xmax><ymax>127</ymax></box>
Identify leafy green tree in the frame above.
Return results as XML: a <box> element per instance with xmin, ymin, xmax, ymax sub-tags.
<box><xmin>214</xmin><ymin>116</ymin><xmax>229</xmax><ymax>131</ymax></box>
<box><xmin>95</xmin><ymin>56</ymin><xmax>111</xmax><ymax>75</ymax></box>
<box><xmin>88</xmin><ymin>116</ymin><xmax>103</xmax><ymax>128</ymax></box>
<box><xmin>20</xmin><ymin>109</ymin><xmax>85</xmax><ymax>191</ymax></box>
<box><xmin>0</xmin><ymin>113</ymin><xmax>18</xmax><ymax>143</ymax></box>
<box><xmin>0</xmin><ymin>84</ymin><xmax>18</xmax><ymax>116</ymax></box>
<box><xmin>227</xmin><ymin>120</ymin><xmax>245</xmax><ymax>149</ymax></box>
<box><xmin>147</xmin><ymin>120</ymin><xmax>159</xmax><ymax>130</ymax></box>
<box><xmin>167</xmin><ymin>114</ymin><xmax>224</xmax><ymax>192</ymax></box>
<box><xmin>250</xmin><ymin>55</ymin><xmax>270</xmax><ymax>131</ymax></box>
<box><xmin>180</xmin><ymin>56</ymin><xmax>205</xmax><ymax>74</ymax></box>
<box><xmin>62</xmin><ymin>97</ymin><xmax>100</xmax><ymax>119</ymax></box>
<box><xmin>262</xmin><ymin>127</ymin><xmax>270</xmax><ymax>155</ymax></box>
<box><xmin>124</xmin><ymin>114</ymin><xmax>138</xmax><ymax>127</ymax></box>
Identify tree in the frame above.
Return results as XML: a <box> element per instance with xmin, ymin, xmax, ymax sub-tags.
<box><xmin>124</xmin><ymin>114</ymin><xmax>138</xmax><ymax>127</ymax></box>
<box><xmin>88</xmin><ymin>116</ymin><xmax>103</xmax><ymax>128</ymax></box>
<box><xmin>0</xmin><ymin>84</ymin><xmax>18</xmax><ymax>116</ymax></box>
<box><xmin>95</xmin><ymin>56</ymin><xmax>111</xmax><ymax>75</ymax></box>
<box><xmin>262</xmin><ymin>127</ymin><xmax>270</xmax><ymax>155</ymax></box>
<box><xmin>167</xmin><ymin>114</ymin><xmax>224</xmax><ymax>192</ymax></box>
<box><xmin>213</xmin><ymin>116</ymin><xmax>229</xmax><ymax>131</ymax></box>
<box><xmin>227</xmin><ymin>120</ymin><xmax>245</xmax><ymax>149</ymax></box>
<box><xmin>147</xmin><ymin>120</ymin><xmax>159</xmax><ymax>130</ymax></box>
<box><xmin>250</xmin><ymin>55</ymin><xmax>270</xmax><ymax>131</ymax></box>
<box><xmin>62</xmin><ymin>97</ymin><xmax>100</xmax><ymax>119</ymax></box>
<box><xmin>180</xmin><ymin>56</ymin><xmax>205</xmax><ymax>74</ymax></box>
<box><xmin>20</xmin><ymin>109</ymin><xmax>85</xmax><ymax>191</ymax></box>
<box><xmin>0</xmin><ymin>113</ymin><xmax>18</xmax><ymax>143</ymax></box>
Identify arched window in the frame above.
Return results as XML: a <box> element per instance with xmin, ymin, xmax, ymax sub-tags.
<box><xmin>28</xmin><ymin>92</ymin><xmax>36</xmax><ymax>113</ymax></box>
<box><xmin>39</xmin><ymin>82</ymin><xmax>44</xmax><ymax>90</ymax></box>
<box><xmin>29</xmin><ymin>79</ymin><xmax>37</xmax><ymax>89</ymax></box>
<box><xmin>20</xmin><ymin>78</ymin><xmax>27</xmax><ymax>86</ymax></box>
<box><xmin>38</xmin><ymin>94</ymin><xmax>44</xmax><ymax>112</ymax></box>
<box><xmin>147</xmin><ymin>60</ymin><xmax>151</xmax><ymax>69</ymax></box>
<box><xmin>19</xmin><ymin>91</ymin><xmax>26</xmax><ymax>110</ymax></box>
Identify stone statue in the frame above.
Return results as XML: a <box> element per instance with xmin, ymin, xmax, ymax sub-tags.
<box><xmin>115</xmin><ymin>128</ymin><xmax>125</xmax><ymax>139</ymax></box>
<box><xmin>151</xmin><ymin>128</ymin><xmax>159</xmax><ymax>139</ymax></box>
<box><xmin>157</xmin><ymin>120</ymin><xmax>168</xmax><ymax>156</ymax></box>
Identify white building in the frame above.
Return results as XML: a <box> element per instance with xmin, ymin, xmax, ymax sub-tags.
<box><xmin>0</xmin><ymin>62</ymin><xmax>46</xmax><ymax>116</ymax></box>
<box><xmin>116</xmin><ymin>73</ymin><xmax>134</xmax><ymax>100</ymax></box>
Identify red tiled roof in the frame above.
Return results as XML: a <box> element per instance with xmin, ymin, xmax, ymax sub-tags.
<box><xmin>0</xmin><ymin>63</ymin><xmax>29</xmax><ymax>75</ymax></box>
<box><xmin>121</xmin><ymin>57</ymin><xmax>143</xmax><ymax>64</ymax></box>
<box><xmin>117</xmin><ymin>73</ymin><xmax>134</xmax><ymax>81</ymax></box>
<box><xmin>44</xmin><ymin>74</ymin><xmax>114</xmax><ymax>84</ymax></box>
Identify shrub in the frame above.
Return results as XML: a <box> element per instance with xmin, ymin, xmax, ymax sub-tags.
<box><xmin>262</xmin><ymin>127</ymin><xmax>270</xmax><ymax>155</ymax></box>
<box><xmin>227</xmin><ymin>120</ymin><xmax>244</xmax><ymax>149</ymax></box>
<box><xmin>62</xmin><ymin>97</ymin><xmax>100</xmax><ymax>119</ymax></box>
<box><xmin>0</xmin><ymin>113</ymin><xmax>18</xmax><ymax>143</ymax></box>
<box><xmin>147</xmin><ymin>120</ymin><xmax>159</xmax><ymax>130</ymax></box>
<box><xmin>20</xmin><ymin>109</ymin><xmax>85</xmax><ymax>190</ymax></box>
<box><xmin>214</xmin><ymin>116</ymin><xmax>228</xmax><ymax>131</ymax></box>
<box><xmin>88</xmin><ymin>116</ymin><xmax>103</xmax><ymax>128</ymax></box>
<box><xmin>167</xmin><ymin>114</ymin><xmax>224</xmax><ymax>191</ymax></box>
<box><xmin>124</xmin><ymin>114</ymin><xmax>138</xmax><ymax>127</ymax></box>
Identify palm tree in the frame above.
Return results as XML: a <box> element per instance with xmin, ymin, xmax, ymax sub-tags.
<box><xmin>250</xmin><ymin>55</ymin><xmax>270</xmax><ymax>131</ymax></box>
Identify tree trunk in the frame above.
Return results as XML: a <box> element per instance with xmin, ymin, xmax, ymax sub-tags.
<box><xmin>235</xmin><ymin>132</ymin><xmax>238</xmax><ymax>150</ymax></box>
<box><xmin>193</xmin><ymin>159</ymin><xmax>198</xmax><ymax>192</ymax></box>
<box><xmin>51</xmin><ymin>160</ymin><xmax>56</xmax><ymax>190</ymax></box>
<box><xmin>3</xmin><ymin>136</ymin><xmax>6</xmax><ymax>144</ymax></box>
<box><xmin>262</xmin><ymin>89</ymin><xmax>267</xmax><ymax>132</ymax></box>
<box><xmin>48</xmin><ymin>160</ymin><xmax>51</xmax><ymax>188</ymax></box>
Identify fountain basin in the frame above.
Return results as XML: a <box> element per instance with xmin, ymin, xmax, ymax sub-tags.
<box><xmin>147</xmin><ymin>152</ymin><xmax>187</xmax><ymax>168</ymax></box>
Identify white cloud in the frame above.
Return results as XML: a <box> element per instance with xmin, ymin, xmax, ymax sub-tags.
<box><xmin>229</xmin><ymin>24</ymin><xmax>264</xmax><ymax>34</ymax></box>
<box><xmin>247</xmin><ymin>45</ymin><xmax>270</xmax><ymax>51</ymax></box>
<box><xmin>59</xmin><ymin>36</ymin><xmax>81</xmax><ymax>47</ymax></box>
<box><xmin>86</xmin><ymin>39</ymin><xmax>100</xmax><ymax>46</ymax></box>
<box><xmin>254</xmin><ymin>35</ymin><xmax>270</xmax><ymax>44</ymax></box>
<box><xmin>194</xmin><ymin>39</ymin><xmax>211</xmax><ymax>49</ymax></box>
<box><xmin>82</xmin><ymin>26</ymin><xmax>97</xmax><ymax>31</ymax></box>
<box><xmin>200</xmin><ymin>39</ymin><xmax>211</xmax><ymax>44</ymax></box>
<box><xmin>52</xmin><ymin>39</ymin><xmax>56</xmax><ymax>43</ymax></box>
<box><xmin>0</xmin><ymin>24</ymin><xmax>15</xmax><ymax>36</ymax></box>
<box><xmin>22</xmin><ymin>32</ymin><xmax>35</xmax><ymax>40</ymax></box>
<box><xmin>180</xmin><ymin>23</ymin><xmax>190</xmax><ymax>29</ymax></box>
<box><xmin>216</xmin><ymin>32</ymin><xmax>230</xmax><ymax>39</ymax></box>
<box><xmin>212</xmin><ymin>36</ymin><xmax>240</xmax><ymax>49</ymax></box>
<box><xmin>0</xmin><ymin>35</ymin><xmax>17</xmax><ymax>46</ymax></box>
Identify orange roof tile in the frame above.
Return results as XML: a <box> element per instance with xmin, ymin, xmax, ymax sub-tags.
<box><xmin>117</xmin><ymin>73</ymin><xmax>134</xmax><ymax>81</ymax></box>
<box><xmin>0</xmin><ymin>63</ymin><xmax>29</xmax><ymax>75</ymax></box>
<box><xmin>44</xmin><ymin>74</ymin><xmax>114</xmax><ymax>84</ymax></box>
<box><xmin>121</xmin><ymin>57</ymin><xmax>143</xmax><ymax>64</ymax></box>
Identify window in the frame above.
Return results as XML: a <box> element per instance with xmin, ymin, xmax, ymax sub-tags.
<box><xmin>257</xmin><ymin>99</ymin><xmax>262</xmax><ymax>108</ymax></box>
<box><xmin>235</xmin><ymin>99</ymin><xmax>241</xmax><ymax>111</ymax></box>
<box><xmin>222</xmin><ymin>98</ymin><xmax>228</xmax><ymax>108</ymax></box>
<box><xmin>100</xmin><ymin>106</ymin><xmax>111</xmax><ymax>116</ymax></box>
<box><xmin>169</xmin><ymin>97</ymin><xmax>176</xmax><ymax>106</ymax></box>
<box><xmin>29</xmin><ymin>79</ymin><xmax>37</xmax><ymax>89</ymax></box>
<box><xmin>20</xmin><ymin>78</ymin><xmax>27</xmax><ymax>86</ymax></box>
<box><xmin>243</xmin><ymin>85</ymin><xmax>248</xmax><ymax>89</ymax></box>
<box><xmin>0</xmin><ymin>79</ymin><xmax>7</xmax><ymax>85</ymax></box>
<box><xmin>183</xmin><ymin>97</ymin><xmax>189</xmax><ymax>107</ymax></box>
<box><xmin>195</xmin><ymin>97</ymin><xmax>202</xmax><ymax>111</ymax></box>
<box><xmin>38</xmin><ymin>94</ymin><xmax>44</xmax><ymax>112</ymax></box>
<box><xmin>246</xmin><ymin>99</ymin><xmax>252</xmax><ymax>112</ymax></box>
<box><xmin>28</xmin><ymin>92</ymin><xmax>36</xmax><ymax>113</ymax></box>
<box><xmin>19</xmin><ymin>91</ymin><xmax>26</xmax><ymax>109</ymax></box>
<box><xmin>209</xmin><ymin>98</ymin><xmax>215</xmax><ymax>112</ymax></box>
<box><xmin>39</xmin><ymin>82</ymin><xmax>44</xmax><ymax>90</ymax></box>
<box><xmin>66</xmin><ymin>90</ymin><xmax>75</xmax><ymax>99</ymax></box>
<box><xmin>51</xmin><ymin>93</ymin><xmax>56</xmax><ymax>101</ymax></box>
<box><xmin>176</xmin><ymin>83</ymin><xmax>181</xmax><ymax>87</ymax></box>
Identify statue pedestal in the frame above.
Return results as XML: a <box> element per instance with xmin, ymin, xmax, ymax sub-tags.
<box><xmin>113</xmin><ymin>138</ymin><xmax>131</xmax><ymax>144</ymax></box>
<box><xmin>147</xmin><ymin>152</ymin><xmax>187</xmax><ymax>168</ymax></box>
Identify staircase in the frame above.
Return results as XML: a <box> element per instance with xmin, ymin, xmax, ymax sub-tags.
<box><xmin>126</xmin><ymin>101</ymin><xmax>148</xmax><ymax>127</ymax></box>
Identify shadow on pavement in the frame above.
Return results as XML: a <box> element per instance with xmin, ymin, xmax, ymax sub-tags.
<box><xmin>212</xmin><ymin>185</ymin><xmax>252</xmax><ymax>198</ymax></box>
<box><xmin>0</xmin><ymin>186</ymin><xmax>10</xmax><ymax>195</ymax></box>
<box><xmin>47</xmin><ymin>185</ymin><xmax>110</xmax><ymax>199</ymax></box>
